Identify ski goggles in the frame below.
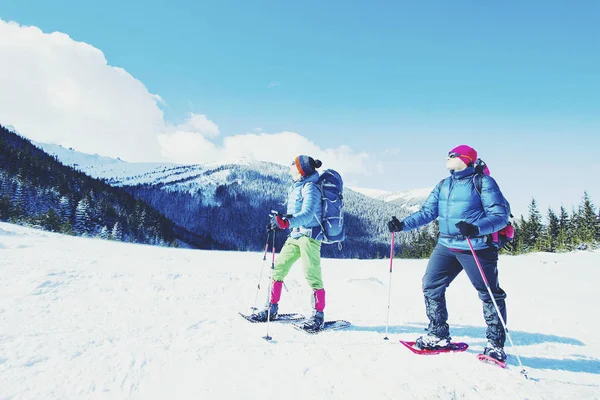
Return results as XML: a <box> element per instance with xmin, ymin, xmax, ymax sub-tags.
<box><xmin>448</xmin><ymin>152</ymin><xmax>473</xmax><ymax>162</ymax></box>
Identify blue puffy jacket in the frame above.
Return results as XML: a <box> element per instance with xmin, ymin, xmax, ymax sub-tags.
<box><xmin>402</xmin><ymin>167</ymin><xmax>510</xmax><ymax>250</ymax></box>
<box><xmin>285</xmin><ymin>172</ymin><xmax>323</xmax><ymax>240</ymax></box>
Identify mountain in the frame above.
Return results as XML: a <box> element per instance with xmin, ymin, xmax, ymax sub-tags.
<box><xmin>38</xmin><ymin>142</ymin><xmax>431</xmax><ymax>211</ymax></box>
<box><xmin>0</xmin><ymin>124</ymin><xmax>199</xmax><ymax>248</ymax></box>
<box><xmin>31</xmin><ymin>141</ymin><xmax>176</xmax><ymax>184</ymax></box>
<box><xmin>2</xmin><ymin>221</ymin><xmax>599</xmax><ymax>399</ymax></box>
<box><xmin>349</xmin><ymin>186</ymin><xmax>432</xmax><ymax>213</ymax></box>
<box><xmin>4</xmin><ymin>124</ymin><xmax>19</xmax><ymax>134</ymax></box>
<box><xmin>36</xmin><ymin>142</ymin><xmax>417</xmax><ymax>258</ymax></box>
<box><xmin>348</xmin><ymin>187</ymin><xmax>391</xmax><ymax>199</ymax></box>
<box><xmin>380</xmin><ymin>187</ymin><xmax>433</xmax><ymax>212</ymax></box>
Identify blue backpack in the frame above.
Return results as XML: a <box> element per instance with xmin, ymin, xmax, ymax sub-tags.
<box><xmin>311</xmin><ymin>169</ymin><xmax>345</xmax><ymax>245</ymax></box>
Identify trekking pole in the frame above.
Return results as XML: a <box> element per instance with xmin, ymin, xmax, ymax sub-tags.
<box><xmin>466</xmin><ymin>238</ymin><xmax>528</xmax><ymax>379</ymax></box>
<box><xmin>384</xmin><ymin>231</ymin><xmax>395</xmax><ymax>340</ymax></box>
<box><xmin>263</xmin><ymin>228</ymin><xmax>276</xmax><ymax>342</ymax></box>
<box><xmin>251</xmin><ymin>229</ymin><xmax>271</xmax><ymax>311</ymax></box>
<box><xmin>263</xmin><ymin>212</ymin><xmax>283</xmax><ymax>308</ymax></box>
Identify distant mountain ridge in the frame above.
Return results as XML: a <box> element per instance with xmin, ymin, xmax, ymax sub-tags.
<box><xmin>38</xmin><ymin>142</ymin><xmax>430</xmax><ymax>211</ymax></box>
<box><xmin>349</xmin><ymin>186</ymin><xmax>431</xmax><ymax>213</ymax></box>
<box><xmin>0</xmin><ymin>125</ymin><xmax>190</xmax><ymax>247</ymax></box>
<box><xmin>36</xmin><ymin>141</ymin><xmax>422</xmax><ymax>258</ymax></box>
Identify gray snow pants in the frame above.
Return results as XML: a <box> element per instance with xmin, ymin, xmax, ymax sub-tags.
<box><xmin>422</xmin><ymin>243</ymin><xmax>507</xmax><ymax>347</ymax></box>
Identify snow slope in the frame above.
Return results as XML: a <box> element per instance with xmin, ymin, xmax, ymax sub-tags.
<box><xmin>381</xmin><ymin>187</ymin><xmax>433</xmax><ymax>204</ymax></box>
<box><xmin>1</xmin><ymin>222</ymin><xmax>599</xmax><ymax>399</ymax></box>
<box><xmin>32</xmin><ymin>141</ymin><xmax>174</xmax><ymax>183</ymax></box>
<box><xmin>350</xmin><ymin>186</ymin><xmax>432</xmax><ymax>213</ymax></box>
<box><xmin>348</xmin><ymin>187</ymin><xmax>391</xmax><ymax>199</ymax></box>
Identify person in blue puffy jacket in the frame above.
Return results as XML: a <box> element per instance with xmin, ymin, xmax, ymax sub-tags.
<box><xmin>252</xmin><ymin>155</ymin><xmax>327</xmax><ymax>331</ymax></box>
<box><xmin>387</xmin><ymin>145</ymin><xmax>510</xmax><ymax>362</ymax></box>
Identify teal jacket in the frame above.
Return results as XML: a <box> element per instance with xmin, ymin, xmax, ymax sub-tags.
<box><xmin>286</xmin><ymin>172</ymin><xmax>323</xmax><ymax>240</ymax></box>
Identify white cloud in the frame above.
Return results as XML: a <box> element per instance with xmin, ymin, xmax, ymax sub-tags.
<box><xmin>171</xmin><ymin>113</ymin><xmax>220</xmax><ymax>138</ymax></box>
<box><xmin>157</xmin><ymin>130</ymin><xmax>218</xmax><ymax>165</ymax></box>
<box><xmin>0</xmin><ymin>19</ymin><xmax>166</xmax><ymax>162</ymax></box>
<box><xmin>152</xmin><ymin>94</ymin><xmax>167</xmax><ymax>106</ymax></box>
<box><xmin>158</xmin><ymin>130</ymin><xmax>371</xmax><ymax>177</ymax></box>
<box><xmin>0</xmin><ymin>19</ymin><xmax>371</xmax><ymax>179</ymax></box>
<box><xmin>156</xmin><ymin>113</ymin><xmax>221</xmax><ymax>163</ymax></box>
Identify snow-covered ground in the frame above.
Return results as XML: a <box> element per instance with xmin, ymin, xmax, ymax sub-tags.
<box><xmin>1</xmin><ymin>222</ymin><xmax>599</xmax><ymax>399</ymax></box>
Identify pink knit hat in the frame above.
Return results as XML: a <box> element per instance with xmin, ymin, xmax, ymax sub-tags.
<box><xmin>448</xmin><ymin>145</ymin><xmax>477</xmax><ymax>167</ymax></box>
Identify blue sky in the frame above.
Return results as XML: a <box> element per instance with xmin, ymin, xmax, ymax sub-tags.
<box><xmin>1</xmin><ymin>0</ymin><xmax>599</xmax><ymax>217</ymax></box>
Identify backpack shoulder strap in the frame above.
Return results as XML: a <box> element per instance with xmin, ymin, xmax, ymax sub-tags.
<box><xmin>303</xmin><ymin>182</ymin><xmax>324</xmax><ymax>203</ymax></box>
<box><xmin>473</xmin><ymin>174</ymin><xmax>483</xmax><ymax>196</ymax></box>
<box><xmin>473</xmin><ymin>173</ymin><xmax>513</xmax><ymax>218</ymax></box>
<box><xmin>304</xmin><ymin>180</ymin><xmax>322</xmax><ymax>192</ymax></box>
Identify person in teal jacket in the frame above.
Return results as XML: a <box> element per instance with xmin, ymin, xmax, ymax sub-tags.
<box><xmin>253</xmin><ymin>155</ymin><xmax>326</xmax><ymax>331</ymax></box>
<box><xmin>388</xmin><ymin>145</ymin><xmax>510</xmax><ymax>362</ymax></box>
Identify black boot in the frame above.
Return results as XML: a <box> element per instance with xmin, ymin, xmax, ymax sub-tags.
<box><xmin>252</xmin><ymin>303</ymin><xmax>278</xmax><ymax>322</ymax></box>
<box><xmin>483</xmin><ymin>300</ymin><xmax>506</xmax><ymax>347</ymax></box>
<box><xmin>483</xmin><ymin>341</ymin><xmax>507</xmax><ymax>362</ymax></box>
<box><xmin>302</xmin><ymin>310</ymin><xmax>324</xmax><ymax>331</ymax></box>
<box><xmin>424</xmin><ymin>296</ymin><xmax>450</xmax><ymax>338</ymax></box>
<box><xmin>415</xmin><ymin>297</ymin><xmax>451</xmax><ymax>349</ymax></box>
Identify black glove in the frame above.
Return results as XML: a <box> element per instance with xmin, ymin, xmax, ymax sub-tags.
<box><xmin>455</xmin><ymin>221</ymin><xmax>479</xmax><ymax>238</ymax></box>
<box><xmin>387</xmin><ymin>216</ymin><xmax>404</xmax><ymax>232</ymax></box>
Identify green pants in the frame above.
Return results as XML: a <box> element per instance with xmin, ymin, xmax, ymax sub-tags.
<box><xmin>272</xmin><ymin>236</ymin><xmax>323</xmax><ymax>289</ymax></box>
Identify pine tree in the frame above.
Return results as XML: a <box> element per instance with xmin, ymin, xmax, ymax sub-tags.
<box><xmin>0</xmin><ymin>195</ymin><xmax>9</xmax><ymax>220</ymax></box>
<box><xmin>99</xmin><ymin>226</ymin><xmax>109</xmax><ymax>240</ymax></box>
<box><xmin>578</xmin><ymin>192</ymin><xmax>597</xmax><ymax>247</ymax></box>
<box><xmin>74</xmin><ymin>197</ymin><xmax>92</xmax><ymax>235</ymax></box>
<box><xmin>139</xmin><ymin>209</ymin><xmax>147</xmax><ymax>229</ymax></box>
<box><xmin>511</xmin><ymin>216</ymin><xmax>527</xmax><ymax>254</ymax></box>
<box><xmin>59</xmin><ymin>196</ymin><xmax>72</xmax><ymax>221</ymax></box>
<box><xmin>409</xmin><ymin>222</ymin><xmax>437</xmax><ymax>258</ymax></box>
<box><xmin>557</xmin><ymin>206</ymin><xmax>570</xmax><ymax>251</ymax></box>
<box><xmin>111</xmin><ymin>221</ymin><xmax>123</xmax><ymax>241</ymax></box>
<box><xmin>519</xmin><ymin>199</ymin><xmax>543</xmax><ymax>252</ymax></box>
<box><xmin>40</xmin><ymin>209</ymin><xmax>62</xmax><ymax>232</ymax></box>
<box><xmin>60</xmin><ymin>220</ymin><xmax>73</xmax><ymax>235</ymax></box>
<box><xmin>0</xmin><ymin>170</ymin><xmax>10</xmax><ymax>197</ymax></box>
<box><xmin>13</xmin><ymin>180</ymin><xmax>27</xmax><ymax>218</ymax></box>
<box><xmin>597</xmin><ymin>209</ymin><xmax>600</xmax><ymax>243</ymax></box>
<box><xmin>545</xmin><ymin>208</ymin><xmax>559</xmax><ymax>252</ymax></box>
<box><xmin>570</xmin><ymin>207</ymin><xmax>581</xmax><ymax>249</ymax></box>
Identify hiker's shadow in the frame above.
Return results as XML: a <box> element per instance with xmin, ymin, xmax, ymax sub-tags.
<box><xmin>348</xmin><ymin>324</ymin><xmax>600</xmax><ymax>375</ymax></box>
<box><xmin>517</xmin><ymin>356</ymin><xmax>600</xmax><ymax>374</ymax></box>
